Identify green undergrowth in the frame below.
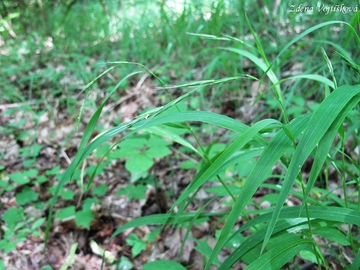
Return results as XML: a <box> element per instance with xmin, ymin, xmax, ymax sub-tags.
<box><xmin>40</xmin><ymin>20</ymin><xmax>360</xmax><ymax>269</ymax></box>
<box><xmin>1</xmin><ymin>1</ymin><xmax>358</xmax><ymax>115</ymax></box>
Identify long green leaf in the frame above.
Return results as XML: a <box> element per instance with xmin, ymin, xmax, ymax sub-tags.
<box><xmin>223</xmin><ymin>47</ymin><xmax>280</xmax><ymax>93</ymax></box>
<box><xmin>274</xmin><ymin>74</ymin><xmax>335</xmax><ymax>90</ymax></box>
<box><xmin>263</xmin><ymin>85</ymin><xmax>360</xmax><ymax>253</ymax></box>
<box><xmin>270</xmin><ymin>21</ymin><xmax>360</xmax><ymax>74</ymax></box>
<box><xmin>78</xmin><ymin>71</ymin><xmax>143</xmax><ymax>152</ymax></box>
<box><xmin>351</xmin><ymin>249</ymin><xmax>360</xmax><ymax>270</ymax></box>
<box><xmin>44</xmin><ymin>68</ymin><xmax>142</xmax><ymax>248</ymax></box>
<box><xmin>172</xmin><ymin>119</ymin><xmax>281</xmax><ymax>212</ymax></box>
<box><xmin>206</xmin><ymin>113</ymin><xmax>310</xmax><ymax>269</ymax></box>
<box><xmin>221</xmin><ymin>206</ymin><xmax>360</xmax><ymax>269</ymax></box>
<box><xmin>144</xmin><ymin>126</ymin><xmax>200</xmax><ymax>156</ymax></box>
<box><xmin>111</xmin><ymin>212</ymin><xmax>226</xmax><ymax>239</ymax></box>
<box><xmin>222</xmin><ymin>220</ymin><xmax>312</xmax><ymax>269</ymax></box>
<box><xmin>246</xmin><ymin>238</ymin><xmax>312</xmax><ymax>269</ymax></box>
<box><xmin>303</xmin><ymin>94</ymin><xmax>360</xmax><ymax>206</ymax></box>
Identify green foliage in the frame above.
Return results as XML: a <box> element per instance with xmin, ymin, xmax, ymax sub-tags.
<box><xmin>110</xmin><ymin>135</ymin><xmax>172</xmax><ymax>181</ymax></box>
<box><xmin>125</xmin><ymin>234</ymin><xmax>147</xmax><ymax>258</ymax></box>
<box><xmin>92</xmin><ymin>183</ymin><xmax>108</xmax><ymax>197</ymax></box>
<box><xmin>55</xmin><ymin>206</ymin><xmax>76</xmax><ymax>220</ymax></box>
<box><xmin>48</xmin><ymin>186</ymin><xmax>75</xmax><ymax>200</ymax></box>
<box><xmin>193</xmin><ymin>238</ymin><xmax>220</xmax><ymax>266</ymax></box>
<box><xmin>54</xmin><ymin>201</ymin><xmax>96</xmax><ymax>230</ymax></box>
<box><xmin>2</xmin><ymin>207</ymin><xmax>24</xmax><ymax>230</ymax></box>
<box><xmin>9</xmin><ymin>169</ymin><xmax>38</xmax><ymax>185</ymax></box>
<box><xmin>143</xmin><ymin>260</ymin><xmax>186</xmax><ymax>270</ymax></box>
<box><xmin>0</xmin><ymin>207</ymin><xmax>45</xmax><ymax>253</ymax></box>
<box><xmin>40</xmin><ymin>266</ymin><xmax>53</xmax><ymax>270</ymax></box>
<box><xmin>75</xmin><ymin>209</ymin><xmax>94</xmax><ymax>230</ymax></box>
<box><xmin>114</xmin><ymin>256</ymin><xmax>134</xmax><ymax>270</ymax></box>
<box><xmin>15</xmin><ymin>186</ymin><xmax>39</xmax><ymax>205</ymax></box>
<box><xmin>116</xmin><ymin>185</ymin><xmax>147</xmax><ymax>200</ymax></box>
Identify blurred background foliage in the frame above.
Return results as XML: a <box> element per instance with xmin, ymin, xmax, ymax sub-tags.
<box><xmin>0</xmin><ymin>0</ymin><xmax>359</xmax><ymax>109</ymax></box>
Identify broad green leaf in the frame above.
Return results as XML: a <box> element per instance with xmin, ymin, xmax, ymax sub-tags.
<box><xmin>15</xmin><ymin>186</ymin><xmax>38</xmax><ymax>205</ymax></box>
<box><xmin>125</xmin><ymin>154</ymin><xmax>154</xmax><ymax>174</ymax></box>
<box><xmin>85</xmin><ymin>164</ymin><xmax>106</xmax><ymax>177</ymax></box>
<box><xmin>93</xmin><ymin>144</ymin><xmax>111</xmax><ymax>158</ymax></box>
<box><xmin>48</xmin><ymin>187</ymin><xmax>74</xmax><ymax>201</ymax></box>
<box><xmin>22</xmin><ymin>169</ymin><xmax>39</xmax><ymax>178</ymax></box>
<box><xmin>116</xmin><ymin>256</ymin><xmax>134</xmax><ymax>270</ymax></box>
<box><xmin>220</xmin><ymin>219</ymin><xmax>308</xmax><ymax>269</ymax></box>
<box><xmin>20</xmin><ymin>145</ymin><xmax>42</xmax><ymax>158</ymax></box>
<box><xmin>92</xmin><ymin>184</ymin><xmax>108</xmax><ymax>197</ymax></box>
<box><xmin>9</xmin><ymin>172</ymin><xmax>31</xmax><ymax>185</ymax></box>
<box><xmin>215</xmin><ymin>229</ymin><xmax>243</xmax><ymax>249</ymax></box>
<box><xmin>126</xmin><ymin>234</ymin><xmax>146</xmax><ymax>257</ymax></box>
<box><xmin>75</xmin><ymin>209</ymin><xmax>94</xmax><ymax>230</ymax></box>
<box><xmin>147</xmin><ymin>136</ymin><xmax>172</xmax><ymax>147</ymax></box>
<box><xmin>110</xmin><ymin>148</ymin><xmax>140</xmax><ymax>159</ymax></box>
<box><xmin>2</xmin><ymin>207</ymin><xmax>24</xmax><ymax>228</ymax></box>
<box><xmin>82</xmin><ymin>197</ymin><xmax>97</xmax><ymax>210</ymax></box>
<box><xmin>143</xmin><ymin>260</ymin><xmax>187</xmax><ymax>270</ymax></box>
<box><xmin>0</xmin><ymin>239</ymin><xmax>17</xmax><ymax>253</ymax></box>
<box><xmin>55</xmin><ymin>206</ymin><xmax>76</xmax><ymax>220</ymax></box>
<box><xmin>116</xmin><ymin>185</ymin><xmax>147</xmax><ymax>200</ymax></box>
<box><xmin>118</xmin><ymin>138</ymin><xmax>147</xmax><ymax>149</ymax></box>
<box><xmin>60</xmin><ymin>189</ymin><xmax>74</xmax><ymax>200</ymax></box>
<box><xmin>31</xmin><ymin>218</ymin><xmax>46</xmax><ymax>230</ymax></box>
<box><xmin>0</xmin><ymin>179</ymin><xmax>7</xmax><ymax>189</ymax></box>
<box><xmin>40</xmin><ymin>265</ymin><xmax>53</xmax><ymax>270</ymax></box>
<box><xmin>179</xmin><ymin>160</ymin><xmax>197</xmax><ymax>169</ymax></box>
<box><xmin>146</xmin><ymin>227</ymin><xmax>162</xmax><ymax>242</ymax></box>
<box><xmin>300</xmin><ymin>250</ymin><xmax>318</xmax><ymax>263</ymax></box>
<box><xmin>146</xmin><ymin>146</ymin><xmax>171</xmax><ymax>158</ymax></box>
<box><xmin>45</xmin><ymin>165</ymin><xmax>61</xmax><ymax>175</ymax></box>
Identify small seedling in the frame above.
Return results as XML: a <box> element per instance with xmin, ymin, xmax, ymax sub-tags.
<box><xmin>110</xmin><ymin>135</ymin><xmax>172</xmax><ymax>182</ymax></box>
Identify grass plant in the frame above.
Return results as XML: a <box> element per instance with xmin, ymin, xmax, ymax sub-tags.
<box><xmin>1</xmin><ymin>1</ymin><xmax>359</xmax><ymax>269</ymax></box>
<box><xmin>45</xmin><ymin>20</ymin><xmax>360</xmax><ymax>269</ymax></box>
